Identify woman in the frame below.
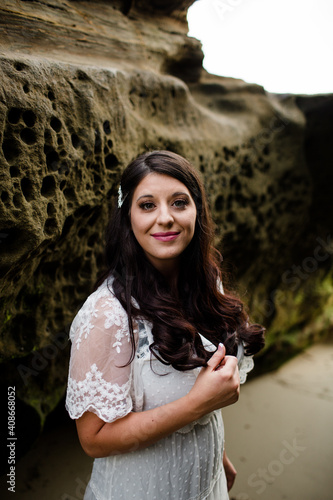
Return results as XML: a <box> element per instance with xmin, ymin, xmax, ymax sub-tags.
<box><xmin>66</xmin><ymin>150</ymin><xmax>265</xmax><ymax>499</ymax></box>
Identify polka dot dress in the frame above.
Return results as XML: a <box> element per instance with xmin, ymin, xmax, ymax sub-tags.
<box><xmin>66</xmin><ymin>279</ymin><xmax>252</xmax><ymax>500</ymax></box>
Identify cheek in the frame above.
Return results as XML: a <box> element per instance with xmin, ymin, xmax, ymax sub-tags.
<box><xmin>131</xmin><ymin>213</ymin><xmax>151</xmax><ymax>237</ymax></box>
<box><xmin>185</xmin><ymin>211</ymin><xmax>197</xmax><ymax>235</ymax></box>
<box><xmin>190</xmin><ymin>222</ymin><xmax>196</xmax><ymax>239</ymax></box>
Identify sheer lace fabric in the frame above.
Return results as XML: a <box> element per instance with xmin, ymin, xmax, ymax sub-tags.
<box><xmin>65</xmin><ymin>278</ymin><xmax>253</xmax><ymax>500</ymax></box>
<box><xmin>66</xmin><ymin>280</ymin><xmax>139</xmax><ymax>422</ymax></box>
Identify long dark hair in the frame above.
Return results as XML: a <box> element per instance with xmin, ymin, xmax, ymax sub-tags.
<box><xmin>95</xmin><ymin>150</ymin><xmax>265</xmax><ymax>370</ymax></box>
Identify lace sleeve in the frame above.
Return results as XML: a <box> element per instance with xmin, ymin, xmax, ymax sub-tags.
<box><xmin>236</xmin><ymin>342</ymin><xmax>254</xmax><ymax>384</ymax></box>
<box><xmin>219</xmin><ymin>279</ymin><xmax>253</xmax><ymax>383</ymax></box>
<box><xmin>65</xmin><ymin>281</ymin><xmax>138</xmax><ymax>423</ymax></box>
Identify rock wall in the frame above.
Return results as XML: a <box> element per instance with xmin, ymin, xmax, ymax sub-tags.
<box><xmin>0</xmin><ymin>0</ymin><xmax>332</xmax><ymax>456</ymax></box>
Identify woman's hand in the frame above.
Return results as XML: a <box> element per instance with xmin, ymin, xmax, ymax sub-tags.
<box><xmin>76</xmin><ymin>343</ymin><xmax>240</xmax><ymax>458</ymax></box>
<box><xmin>223</xmin><ymin>450</ymin><xmax>237</xmax><ymax>491</ymax></box>
<box><xmin>187</xmin><ymin>343</ymin><xmax>240</xmax><ymax>418</ymax></box>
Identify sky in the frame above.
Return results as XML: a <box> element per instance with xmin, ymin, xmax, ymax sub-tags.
<box><xmin>187</xmin><ymin>0</ymin><xmax>333</xmax><ymax>95</ymax></box>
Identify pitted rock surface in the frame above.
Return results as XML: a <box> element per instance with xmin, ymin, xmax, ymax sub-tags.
<box><xmin>0</xmin><ymin>0</ymin><xmax>332</xmax><ymax>437</ymax></box>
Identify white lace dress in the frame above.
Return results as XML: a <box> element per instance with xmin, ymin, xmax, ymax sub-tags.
<box><xmin>65</xmin><ymin>279</ymin><xmax>253</xmax><ymax>500</ymax></box>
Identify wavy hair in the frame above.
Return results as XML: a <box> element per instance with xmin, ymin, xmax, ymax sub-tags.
<box><xmin>95</xmin><ymin>150</ymin><xmax>265</xmax><ymax>370</ymax></box>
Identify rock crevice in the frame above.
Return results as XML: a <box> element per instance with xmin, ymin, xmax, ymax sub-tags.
<box><xmin>0</xmin><ymin>0</ymin><xmax>332</xmax><ymax>455</ymax></box>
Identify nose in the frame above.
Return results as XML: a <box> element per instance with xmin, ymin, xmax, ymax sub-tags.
<box><xmin>156</xmin><ymin>204</ymin><xmax>174</xmax><ymax>226</ymax></box>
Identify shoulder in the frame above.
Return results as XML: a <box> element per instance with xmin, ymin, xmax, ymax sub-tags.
<box><xmin>69</xmin><ymin>277</ymin><xmax>130</xmax><ymax>349</ymax></box>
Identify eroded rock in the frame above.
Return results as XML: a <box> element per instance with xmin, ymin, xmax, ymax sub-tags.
<box><xmin>0</xmin><ymin>0</ymin><xmax>332</xmax><ymax>442</ymax></box>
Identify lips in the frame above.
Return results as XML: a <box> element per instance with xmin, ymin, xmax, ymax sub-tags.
<box><xmin>151</xmin><ymin>232</ymin><xmax>180</xmax><ymax>242</ymax></box>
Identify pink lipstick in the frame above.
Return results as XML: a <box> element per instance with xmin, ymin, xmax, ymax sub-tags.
<box><xmin>151</xmin><ymin>232</ymin><xmax>180</xmax><ymax>242</ymax></box>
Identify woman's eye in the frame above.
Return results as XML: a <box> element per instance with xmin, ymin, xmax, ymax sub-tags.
<box><xmin>173</xmin><ymin>199</ymin><xmax>188</xmax><ymax>208</ymax></box>
<box><xmin>140</xmin><ymin>202</ymin><xmax>155</xmax><ymax>210</ymax></box>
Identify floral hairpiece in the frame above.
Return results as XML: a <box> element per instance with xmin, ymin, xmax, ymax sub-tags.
<box><xmin>118</xmin><ymin>185</ymin><xmax>124</xmax><ymax>208</ymax></box>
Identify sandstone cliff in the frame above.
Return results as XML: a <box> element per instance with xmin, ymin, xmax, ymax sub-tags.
<box><xmin>0</xmin><ymin>0</ymin><xmax>332</xmax><ymax>455</ymax></box>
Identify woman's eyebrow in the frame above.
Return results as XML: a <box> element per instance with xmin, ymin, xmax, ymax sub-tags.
<box><xmin>136</xmin><ymin>194</ymin><xmax>154</xmax><ymax>202</ymax></box>
<box><xmin>136</xmin><ymin>191</ymin><xmax>190</xmax><ymax>202</ymax></box>
<box><xmin>172</xmin><ymin>192</ymin><xmax>189</xmax><ymax>197</ymax></box>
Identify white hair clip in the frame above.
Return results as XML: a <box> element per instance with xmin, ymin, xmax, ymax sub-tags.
<box><xmin>118</xmin><ymin>185</ymin><xmax>123</xmax><ymax>208</ymax></box>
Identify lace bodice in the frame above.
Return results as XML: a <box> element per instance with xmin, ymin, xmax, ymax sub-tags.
<box><xmin>65</xmin><ymin>278</ymin><xmax>253</xmax><ymax>425</ymax></box>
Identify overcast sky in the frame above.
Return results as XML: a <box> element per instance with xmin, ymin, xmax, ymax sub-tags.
<box><xmin>187</xmin><ymin>0</ymin><xmax>333</xmax><ymax>95</ymax></box>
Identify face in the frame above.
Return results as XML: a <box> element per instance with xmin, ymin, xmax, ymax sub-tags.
<box><xmin>130</xmin><ymin>173</ymin><xmax>197</xmax><ymax>276</ymax></box>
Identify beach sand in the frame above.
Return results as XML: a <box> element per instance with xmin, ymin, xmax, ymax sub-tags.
<box><xmin>224</xmin><ymin>338</ymin><xmax>333</xmax><ymax>500</ymax></box>
<box><xmin>1</xmin><ymin>339</ymin><xmax>332</xmax><ymax>500</ymax></box>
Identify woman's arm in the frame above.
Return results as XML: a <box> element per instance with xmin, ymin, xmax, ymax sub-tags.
<box><xmin>223</xmin><ymin>450</ymin><xmax>237</xmax><ymax>491</ymax></box>
<box><xmin>76</xmin><ymin>344</ymin><xmax>239</xmax><ymax>458</ymax></box>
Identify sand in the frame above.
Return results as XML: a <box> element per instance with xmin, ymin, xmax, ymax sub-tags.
<box><xmin>1</xmin><ymin>339</ymin><xmax>332</xmax><ymax>500</ymax></box>
<box><xmin>223</xmin><ymin>339</ymin><xmax>333</xmax><ymax>500</ymax></box>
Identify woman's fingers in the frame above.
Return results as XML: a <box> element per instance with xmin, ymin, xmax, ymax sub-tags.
<box><xmin>190</xmin><ymin>343</ymin><xmax>240</xmax><ymax>412</ymax></box>
<box><xmin>207</xmin><ymin>343</ymin><xmax>226</xmax><ymax>371</ymax></box>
